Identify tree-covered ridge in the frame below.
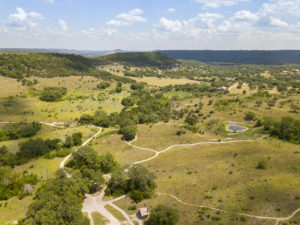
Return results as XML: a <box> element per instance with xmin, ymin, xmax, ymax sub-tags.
<box><xmin>160</xmin><ymin>50</ymin><xmax>300</xmax><ymax>65</ymax></box>
<box><xmin>97</xmin><ymin>52</ymin><xmax>178</xmax><ymax>67</ymax></box>
<box><xmin>0</xmin><ymin>53</ymin><xmax>97</xmax><ymax>79</ymax></box>
<box><xmin>0</xmin><ymin>52</ymin><xmax>135</xmax><ymax>83</ymax></box>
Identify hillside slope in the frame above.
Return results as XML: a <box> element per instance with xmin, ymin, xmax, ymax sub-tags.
<box><xmin>97</xmin><ymin>52</ymin><xmax>177</xmax><ymax>67</ymax></box>
<box><xmin>0</xmin><ymin>53</ymin><xmax>134</xmax><ymax>83</ymax></box>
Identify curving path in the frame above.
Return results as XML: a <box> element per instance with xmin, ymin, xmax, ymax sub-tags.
<box><xmin>125</xmin><ymin>135</ymin><xmax>268</xmax><ymax>165</ymax></box>
<box><xmin>6</xmin><ymin>120</ymin><xmax>297</xmax><ymax>225</ymax></box>
<box><xmin>158</xmin><ymin>193</ymin><xmax>300</xmax><ymax>225</ymax></box>
<box><xmin>124</xmin><ymin>135</ymin><xmax>300</xmax><ymax>225</ymax></box>
<box><xmin>60</xmin><ymin>126</ymin><xmax>102</xmax><ymax>169</ymax></box>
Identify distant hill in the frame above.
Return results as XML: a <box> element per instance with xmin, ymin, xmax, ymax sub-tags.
<box><xmin>159</xmin><ymin>50</ymin><xmax>300</xmax><ymax>65</ymax></box>
<box><xmin>97</xmin><ymin>52</ymin><xmax>178</xmax><ymax>67</ymax></box>
<box><xmin>0</xmin><ymin>52</ymin><xmax>134</xmax><ymax>83</ymax></box>
<box><xmin>0</xmin><ymin>48</ymin><xmax>127</xmax><ymax>57</ymax></box>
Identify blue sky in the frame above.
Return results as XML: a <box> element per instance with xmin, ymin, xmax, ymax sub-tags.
<box><xmin>0</xmin><ymin>0</ymin><xmax>300</xmax><ymax>50</ymax></box>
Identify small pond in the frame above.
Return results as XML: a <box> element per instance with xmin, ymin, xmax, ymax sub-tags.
<box><xmin>226</xmin><ymin>124</ymin><xmax>248</xmax><ymax>132</ymax></box>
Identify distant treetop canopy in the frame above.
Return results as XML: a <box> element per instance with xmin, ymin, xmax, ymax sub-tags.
<box><xmin>160</xmin><ymin>50</ymin><xmax>300</xmax><ymax>65</ymax></box>
<box><xmin>97</xmin><ymin>52</ymin><xmax>178</xmax><ymax>67</ymax></box>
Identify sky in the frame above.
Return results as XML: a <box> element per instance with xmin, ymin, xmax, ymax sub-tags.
<box><xmin>0</xmin><ymin>0</ymin><xmax>300</xmax><ymax>50</ymax></box>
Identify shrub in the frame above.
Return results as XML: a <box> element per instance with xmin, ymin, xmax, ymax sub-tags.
<box><xmin>40</xmin><ymin>86</ymin><xmax>67</xmax><ymax>102</ymax></box>
<box><xmin>72</xmin><ymin>132</ymin><xmax>83</xmax><ymax>146</ymax></box>
<box><xmin>97</xmin><ymin>82</ymin><xmax>111</xmax><ymax>89</ymax></box>
<box><xmin>256</xmin><ymin>160</ymin><xmax>267</xmax><ymax>170</ymax></box>
<box><xmin>145</xmin><ymin>205</ymin><xmax>179</xmax><ymax>225</ymax></box>
<box><xmin>244</xmin><ymin>112</ymin><xmax>256</xmax><ymax>121</ymax></box>
<box><xmin>185</xmin><ymin>115</ymin><xmax>199</xmax><ymax>126</ymax></box>
<box><xmin>18</xmin><ymin>138</ymin><xmax>50</xmax><ymax>159</ymax></box>
<box><xmin>79</xmin><ymin>114</ymin><xmax>94</xmax><ymax>124</ymax></box>
<box><xmin>119</xmin><ymin>120</ymin><xmax>137</xmax><ymax>141</ymax></box>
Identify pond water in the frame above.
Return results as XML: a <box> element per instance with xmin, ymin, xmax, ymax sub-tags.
<box><xmin>226</xmin><ymin>124</ymin><xmax>247</xmax><ymax>132</ymax></box>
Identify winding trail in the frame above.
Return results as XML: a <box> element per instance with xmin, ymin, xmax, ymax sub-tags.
<box><xmin>5</xmin><ymin>120</ymin><xmax>298</xmax><ymax>225</ymax></box>
<box><xmin>158</xmin><ymin>193</ymin><xmax>300</xmax><ymax>225</ymax></box>
<box><xmin>60</xmin><ymin>126</ymin><xmax>103</xmax><ymax>170</ymax></box>
<box><xmin>124</xmin><ymin>135</ymin><xmax>300</xmax><ymax>225</ymax></box>
<box><xmin>125</xmin><ymin>135</ymin><xmax>268</xmax><ymax>165</ymax></box>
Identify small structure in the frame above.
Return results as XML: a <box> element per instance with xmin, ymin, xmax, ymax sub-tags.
<box><xmin>293</xmin><ymin>69</ymin><xmax>299</xmax><ymax>73</ymax></box>
<box><xmin>226</xmin><ymin>77</ymin><xmax>236</xmax><ymax>81</ymax></box>
<box><xmin>217</xmin><ymin>86</ymin><xmax>228</xmax><ymax>91</ymax></box>
<box><xmin>139</xmin><ymin>207</ymin><xmax>149</xmax><ymax>219</ymax></box>
<box><xmin>282</xmin><ymin>71</ymin><xmax>289</xmax><ymax>73</ymax></box>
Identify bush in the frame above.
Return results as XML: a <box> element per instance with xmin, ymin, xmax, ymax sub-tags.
<box><xmin>120</xmin><ymin>120</ymin><xmax>137</xmax><ymax>141</ymax></box>
<box><xmin>97</xmin><ymin>82</ymin><xmax>111</xmax><ymax>89</ymax></box>
<box><xmin>18</xmin><ymin>138</ymin><xmax>51</xmax><ymax>159</ymax></box>
<box><xmin>121</xmin><ymin>97</ymin><xmax>135</xmax><ymax>107</ymax></box>
<box><xmin>72</xmin><ymin>132</ymin><xmax>83</xmax><ymax>146</ymax></box>
<box><xmin>256</xmin><ymin>160</ymin><xmax>267</xmax><ymax>170</ymax></box>
<box><xmin>79</xmin><ymin>114</ymin><xmax>94</xmax><ymax>124</ymax></box>
<box><xmin>106</xmin><ymin>165</ymin><xmax>156</xmax><ymax>202</ymax></box>
<box><xmin>185</xmin><ymin>115</ymin><xmax>199</xmax><ymax>126</ymax></box>
<box><xmin>0</xmin><ymin>122</ymin><xmax>41</xmax><ymax>141</ymax></box>
<box><xmin>145</xmin><ymin>205</ymin><xmax>179</xmax><ymax>225</ymax></box>
<box><xmin>244</xmin><ymin>112</ymin><xmax>256</xmax><ymax>121</ymax></box>
<box><xmin>127</xmin><ymin>165</ymin><xmax>156</xmax><ymax>201</ymax></box>
<box><xmin>40</xmin><ymin>86</ymin><xmax>67</xmax><ymax>102</ymax></box>
<box><xmin>130</xmin><ymin>189</ymin><xmax>145</xmax><ymax>203</ymax></box>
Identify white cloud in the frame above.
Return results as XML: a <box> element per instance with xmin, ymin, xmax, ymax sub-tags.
<box><xmin>107</xmin><ymin>20</ymin><xmax>131</xmax><ymax>26</ymax></box>
<box><xmin>155</xmin><ymin>17</ymin><xmax>183</xmax><ymax>32</ymax></box>
<box><xmin>259</xmin><ymin>0</ymin><xmax>300</xmax><ymax>17</ymax></box>
<box><xmin>107</xmin><ymin>8</ymin><xmax>146</xmax><ymax>26</ymax></box>
<box><xmin>45</xmin><ymin>0</ymin><xmax>54</xmax><ymax>3</ymax></box>
<box><xmin>233</xmin><ymin>10</ymin><xmax>258</xmax><ymax>22</ymax></box>
<box><xmin>194</xmin><ymin>0</ymin><xmax>249</xmax><ymax>9</ymax></box>
<box><xmin>58</xmin><ymin>20</ymin><xmax>68</xmax><ymax>31</ymax></box>
<box><xmin>82</xmin><ymin>28</ymin><xmax>118</xmax><ymax>37</ymax></box>
<box><xmin>167</xmin><ymin>8</ymin><xmax>176</xmax><ymax>13</ymax></box>
<box><xmin>154</xmin><ymin>13</ymin><xmax>223</xmax><ymax>40</ymax></box>
<box><xmin>269</xmin><ymin>17</ymin><xmax>289</xmax><ymax>27</ymax></box>
<box><xmin>5</xmin><ymin>7</ymin><xmax>44</xmax><ymax>31</ymax></box>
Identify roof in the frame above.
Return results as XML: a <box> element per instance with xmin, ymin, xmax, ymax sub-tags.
<box><xmin>139</xmin><ymin>208</ymin><xmax>149</xmax><ymax>217</ymax></box>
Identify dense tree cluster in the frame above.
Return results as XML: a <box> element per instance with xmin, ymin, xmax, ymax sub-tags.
<box><xmin>261</xmin><ymin>116</ymin><xmax>300</xmax><ymax>144</ymax></box>
<box><xmin>106</xmin><ymin>165</ymin><xmax>156</xmax><ymax>202</ymax></box>
<box><xmin>80</xmin><ymin>90</ymin><xmax>172</xmax><ymax>140</ymax></box>
<box><xmin>0</xmin><ymin>166</ymin><xmax>38</xmax><ymax>200</ymax></box>
<box><xmin>97</xmin><ymin>81</ymin><xmax>111</xmax><ymax>89</ymax></box>
<box><xmin>66</xmin><ymin>147</ymin><xmax>118</xmax><ymax>191</ymax></box>
<box><xmin>0</xmin><ymin>122</ymin><xmax>41</xmax><ymax>141</ymax></box>
<box><xmin>0</xmin><ymin>131</ymin><xmax>82</xmax><ymax>167</ymax></box>
<box><xmin>97</xmin><ymin>52</ymin><xmax>177</xmax><ymax>68</ymax></box>
<box><xmin>145</xmin><ymin>205</ymin><xmax>179</xmax><ymax>225</ymax></box>
<box><xmin>40</xmin><ymin>86</ymin><xmax>67</xmax><ymax>102</ymax></box>
<box><xmin>22</xmin><ymin>171</ymin><xmax>90</xmax><ymax>225</ymax></box>
<box><xmin>22</xmin><ymin>147</ymin><xmax>118</xmax><ymax>224</ymax></box>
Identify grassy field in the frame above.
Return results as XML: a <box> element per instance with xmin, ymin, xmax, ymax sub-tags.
<box><xmin>1</xmin><ymin>125</ymin><xmax>96</xmax><ymax>153</ymax></box>
<box><xmin>0</xmin><ymin>75</ymin><xmax>127</xmax><ymax>122</ymax></box>
<box><xmin>92</xmin><ymin>133</ymin><xmax>154</xmax><ymax>166</ymax></box>
<box><xmin>114</xmin><ymin>138</ymin><xmax>300</xmax><ymax>225</ymax></box>
<box><xmin>92</xmin><ymin>212</ymin><xmax>109</xmax><ymax>225</ymax></box>
<box><xmin>104</xmin><ymin>204</ymin><xmax>127</xmax><ymax>223</ymax></box>
<box><xmin>0</xmin><ymin>76</ymin><xmax>27</xmax><ymax>98</ymax></box>
<box><xmin>0</xmin><ymin>65</ymin><xmax>299</xmax><ymax>225</ymax></box>
<box><xmin>0</xmin><ymin>195</ymin><xmax>33</xmax><ymax>224</ymax></box>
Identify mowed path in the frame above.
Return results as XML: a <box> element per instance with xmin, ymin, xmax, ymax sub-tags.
<box><xmin>6</xmin><ymin>121</ymin><xmax>298</xmax><ymax>225</ymax></box>
<box><xmin>125</xmin><ymin>135</ymin><xmax>300</xmax><ymax>225</ymax></box>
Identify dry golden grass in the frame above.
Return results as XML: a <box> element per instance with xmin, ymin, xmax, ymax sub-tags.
<box><xmin>0</xmin><ymin>76</ymin><xmax>27</xmax><ymax>98</ymax></box>
<box><xmin>92</xmin><ymin>134</ymin><xmax>154</xmax><ymax>166</ymax></box>
<box><xmin>115</xmin><ymin>139</ymin><xmax>300</xmax><ymax>225</ymax></box>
